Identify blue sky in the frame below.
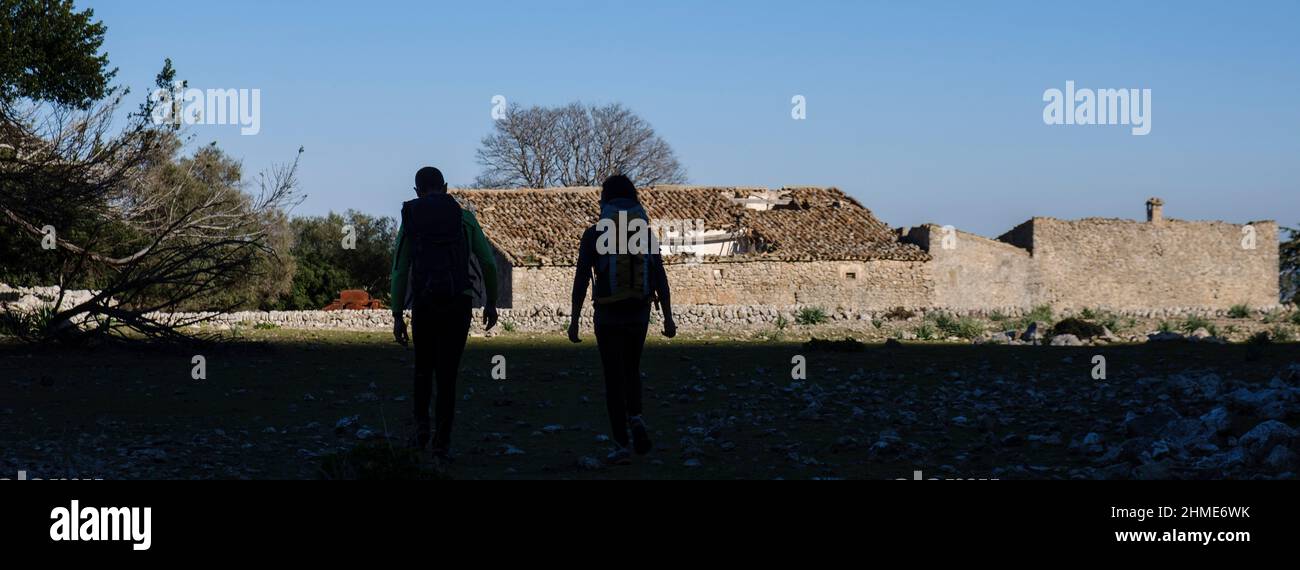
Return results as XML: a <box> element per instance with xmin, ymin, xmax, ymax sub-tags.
<box><xmin>79</xmin><ymin>0</ymin><xmax>1299</xmax><ymax>236</ymax></box>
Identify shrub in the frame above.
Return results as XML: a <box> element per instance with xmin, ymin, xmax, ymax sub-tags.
<box><xmin>1079</xmin><ymin>307</ymin><xmax>1098</xmax><ymax>320</ymax></box>
<box><xmin>914</xmin><ymin>323</ymin><xmax>936</xmax><ymax>341</ymax></box>
<box><xmin>933</xmin><ymin>314</ymin><xmax>985</xmax><ymax>340</ymax></box>
<box><xmin>501</xmin><ymin>321</ymin><xmax>516</xmax><ymax>333</ymax></box>
<box><xmin>775</xmin><ymin>314</ymin><xmax>789</xmax><ymax>330</ymax></box>
<box><xmin>1157</xmin><ymin>321</ymin><xmax>1175</xmax><ymax>333</ymax></box>
<box><xmin>1051</xmin><ymin>317</ymin><xmax>1105</xmax><ymax>339</ymax></box>
<box><xmin>1180</xmin><ymin>315</ymin><xmax>1211</xmax><ymax>334</ymax></box>
<box><xmin>796</xmin><ymin>307</ymin><xmax>829</xmax><ymax>326</ymax></box>
<box><xmin>1272</xmin><ymin>325</ymin><xmax>1295</xmax><ymax>343</ymax></box>
<box><xmin>1228</xmin><ymin>304</ymin><xmax>1251</xmax><ymax>319</ymax></box>
<box><xmin>1020</xmin><ymin>305</ymin><xmax>1053</xmax><ymax>329</ymax></box>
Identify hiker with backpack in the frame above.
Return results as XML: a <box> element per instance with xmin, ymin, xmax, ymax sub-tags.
<box><xmin>568</xmin><ymin>175</ymin><xmax>676</xmax><ymax>465</ymax></box>
<box><xmin>392</xmin><ymin>167</ymin><xmax>499</xmax><ymax>459</ymax></box>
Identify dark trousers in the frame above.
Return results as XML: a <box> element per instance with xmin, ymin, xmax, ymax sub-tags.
<box><xmin>594</xmin><ymin>322</ymin><xmax>649</xmax><ymax>447</ymax></box>
<box><xmin>412</xmin><ymin>295</ymin><xmax>472</xmax><ymax>450</ymax></box>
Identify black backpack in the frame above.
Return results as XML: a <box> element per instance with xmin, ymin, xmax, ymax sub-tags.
<box><xmin>402</xmin><ymin>194</ymin><xmax>470</xmax><ymax>304</ymax></box>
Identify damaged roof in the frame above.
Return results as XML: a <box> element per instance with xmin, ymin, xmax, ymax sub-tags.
<box><xmin>450</xmin><ymin>186</ymin><xmax>929</xmax><ymax>266</ymax></box>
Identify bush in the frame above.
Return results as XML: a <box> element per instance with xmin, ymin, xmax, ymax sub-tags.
<box><xmin>933</xmin><ymin>314</ymin><xmax>985</xmax><ymax>340</ymax></box>
<box><xmin>1272</xmin><ymin>325</ymin><xmax>1295</xmax><ymax>343</ymax></box>
<box><xmin>1228</xmin><ymin>304</ymin><xmax>1251</xmax><ymax>319</ymax></box>
<box><xmin>1020</xmin><ymin>305</ymin><xmax>1053</xmax><ymax>329</ymax></box>
<box><xmin>1157</xmin><ymin>321</ymin><xmax>1175</xmax><ymax>333</ymax></box>
<box><xmin>501</xmin><ymin>321</ymin><xmax>516</xmax><ymax>333</ymax></box>
<box><xmin>796</xmin><ymin>307</ymin><xmax>829</xmax><ymax>326</ymax></box>
<box><xmin>914</xmin><ymin>322</ymin><xmax>936</xmax><ymax>341</ymax></box>
<box><xmin>1051</xmin><ymin>317</ymin><xmax>1105</xmax><ymax>339</ymax></box>
<box><xmin>775</xmin><ymin>314</ymin><xmax>789</xmax><ymax>330</ymax></box>
<box><xmin>1079</xmin><ymin>307</ymin><xmax>1098</xmax><ymax>320</ymax></box>
<box><xmin>1180</xmin><ymin>315</ymin><xmax>1212</xmax><ymax>334</ymax></box>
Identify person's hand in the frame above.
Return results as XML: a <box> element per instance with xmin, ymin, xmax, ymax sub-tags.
<box><xmin>393</xmin><ymin>314</ymin><xmax>409</xmax><ymax>346</ymax></box>
<box><xmin>662</xmin><ymin>317</ymin><xmax>677</xmax><ymax>339</ymax></box>
<box><xmin>483</xmin><ymin>304</ymin><xmax>499</xmax><ymax>331</ymax></box>
<box><xmin>567</xmin><ymin>319</ymin><xmax>581</xmax><ymax>343</ymax></box>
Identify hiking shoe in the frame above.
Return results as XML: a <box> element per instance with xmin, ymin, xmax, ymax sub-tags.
<box><xmin>605</xmin><ymin>446</ymin><xmax>632</xmax><ymax>465</ymax></box>
<box><xmin>629</xmin><ymin>415</ymin><xmax>653</xmax><ymax>455</ymax></box>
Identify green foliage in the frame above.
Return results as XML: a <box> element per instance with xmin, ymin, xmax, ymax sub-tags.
<box><xmin>276</xmin><ymin>211</ymin><xmax>396</xmax><ymax>310</ymax></box>
<box><xmin>1019</xmin><ymin>305</ymin><xmax>1053</xmax><ymax>329</ymax></box>
<box><xmin>988</xmin><ymin>310</ymin><xmax>1008</xmax><ymax>322</ymax></box>
<box><xmin>796</xmin><ymin>307</ymin><xmax>828</xmax><ymax>326</ymax></box>
<box><xmin>1180</xmin><ymin>315</ymin><xmax>1212</xmax><ymax>334</ymax></box>
<box><xmin>1157</xmin><ymin>321</ymin><xmax>1175</xmax><ymax>333</ymax></box>
<box><xmin>914</xmin><ymin>322</ymin><xmax>936</xmax><ymax>341</ymax></box>
<box><xmin>932</xmin><ymin>313</ymin><xmax>985</xmax><ymax>339</ymax></box>
<box><xmin>0</xmin><ymin>0</ymin><xmax>112</xmax><ymax>108</ymax></box>
<box><xmin>1291</xmin><ymin>311</ymin><xmax>1300</xmax><ymax>326</ymax></box>
<box><xmin>1281</xmin><ymin>225</ymin><xmax>1299</xmax><ymax>304</ymax></box>
<box><xmin>253</xmin><ymin>322</ymin><xmax>279</xmax><ymax>330</ymax></box>
<box><xmin>1271</xmin><ymin>325</ymin><xmax>1295</xmax><ymax>343</ymax></box>
<box><xmin>774</xmin><ymin>314</ymin><xmax>789</xmax><ymax>330</ymax></box>
<box><xmin>1228</xmin><ymin>304</ymin><xmax>1251</xmax><ymax>319</ymax></box>
<box><xmin>501</xmin><ymin>321</ymin><xmax>516</xmax><ymax>333</ymax></box>
<box><xmin>1079</xmin><ymin>307</ymin><xmax>1098</xmax><ymax>320</ymax></box>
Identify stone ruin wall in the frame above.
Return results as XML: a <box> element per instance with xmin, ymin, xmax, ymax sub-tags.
<box><xmin>1028</xmin><ymin>218</ymin><xmax>1279</xmax><ymax>310</ymax></box>
<box><xmin>900</xmin><ymin>219</ymin><xmax>1280</xmax><ymax>312</ymax></box>
<box><xmin>506</xmin><ymin>259</ymin><xmax>933</xmax><ymax>311</ymax></box>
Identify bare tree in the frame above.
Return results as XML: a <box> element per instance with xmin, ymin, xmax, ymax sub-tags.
<box><xmin>475</xmin><ymin>102</ymin><xmax>687</xmax><ymax>188</ymax></box>
<box><xmin>0</xmin><ymin>63</ymin><xmax>302</xmax><ymax>343</ymax></box>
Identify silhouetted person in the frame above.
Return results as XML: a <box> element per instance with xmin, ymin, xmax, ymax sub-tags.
<box><xmin>569</xmin><ymin>175</ymin><xmax>676</xmax><ymax>464</ymax></box>
<box><xmin>392</xmin><ymin>167</ymin><xmax>498</xmax><ymax>459</ymax></box>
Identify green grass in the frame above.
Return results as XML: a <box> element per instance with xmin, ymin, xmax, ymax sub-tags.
<box><xmin>1228</xmin><ymin>304</ymin><xmax>1251</xmax><ymax>319</ymax></box>
<box><xmin>1019</xmin><ymin>305</ymin><xmax>1053</xmax><ymax>329</ymax></box>
<box><xmin>1291</xmin><ymin>311</ymin><xmax>1300</xmax><ymax>326</ymax></box>
<box><xmin>1179</xmin><ymin>315</ymin><xmax>1212</xmax><ymax>334</ymax></box>
<box><xmin>1157</xmin><ymin>321</ymin><xmax>1175</xmax><ymax>333</ymax></box>
<box><xmin>774</xmin><ymin>314</ymin><xmax>789</xmax><ymax>330</ymax></box>
<box><xmin>914</xmin><ymin>322</ymin><xmax>937</xmax><ymax>341</ymax></box>
<box><xmin>932</xmin><ymin>314</ymin><xmax>985</xmax><ymax>340</ymax></box>
<box><xmin>796</xmin><ymin>307</ymin><xmax>829</xmax><ymax>326</ymax></box>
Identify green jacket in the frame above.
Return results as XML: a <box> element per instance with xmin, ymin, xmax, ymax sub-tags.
<box><xmin>390</xmin><ymin>208</ymin><xmax>499</xmax><ymax>315</ymax></box>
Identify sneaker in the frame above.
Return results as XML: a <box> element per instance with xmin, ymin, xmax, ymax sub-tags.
<box><xmin>629</xmin><ymin>415</ymin><xmax>653</xmax><ymax>455</ymax></box>
<box><xmin>605</xmin><ymin>446</ymin><xmax>632</xmax><ymax>465</ymax></box>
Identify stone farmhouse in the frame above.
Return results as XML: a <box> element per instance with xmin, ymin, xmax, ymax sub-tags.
<box><xmin>450</xmin><ymin>187</ymin><xmax>1279</xmax><ymax>313</ymax></box>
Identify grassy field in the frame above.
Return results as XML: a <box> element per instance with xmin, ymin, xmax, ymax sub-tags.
<box><xmin>1</xmin><ymin>329</ymin><xmax>1297</xmax><ymax>479</ymax></box>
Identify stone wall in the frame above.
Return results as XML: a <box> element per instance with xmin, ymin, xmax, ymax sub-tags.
<box><xmin>507</xmin><ymin>259</ymin><xmax>933</xmax><ymax>311</ymax></box>
<box><xmin>1027</xmin><ymin>218</ymin><xmax>1279</xmax><ymax>310</ymax></box>
<box><xmin>900</xmin><ymin>225</ymin><xmax>1034</xmax><ymax>311</ymax></box>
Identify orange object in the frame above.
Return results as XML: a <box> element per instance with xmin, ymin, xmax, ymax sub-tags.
<box><xmin>323</xmin><ymin>290</ymin><xmax>387</xmax><ymax>311</ymax></box>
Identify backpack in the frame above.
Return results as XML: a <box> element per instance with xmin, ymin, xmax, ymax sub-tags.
<box><xmin>402</xmin><ymin>194</ymin><xmax>470</xmax><ymax>304</ymax></box>
<box><xmin>593</xmin><ymin>199</ymin><xmax>653</xmax><ymax>305</ymax></box>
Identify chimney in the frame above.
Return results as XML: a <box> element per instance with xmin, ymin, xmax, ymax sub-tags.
<box><xmin>1146</xmin><ymin>197</ymin><xmax>1164</xmax><ymax>225</ymax></box>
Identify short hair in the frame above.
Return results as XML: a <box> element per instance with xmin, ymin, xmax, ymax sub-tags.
<box><xmin>600</xmin><ymin>174</ymin><xmax>637</xmax><ymax>203</ymax></box>
<box><xmin>415</xmin><ymin>167</ymin><xmax>446</xmax><ymax>193</ymax></box>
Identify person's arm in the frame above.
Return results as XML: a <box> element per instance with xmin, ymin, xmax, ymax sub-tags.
<box><xmin>568</xmin><ymin>227</ymin><xmax>593</xmax><ymax>343</ymax></box>
<box><xmin>390</xmin><ymin>223</ymin><xmax>411</xmax><ymax>345</ymax></box>
<box><xmin>463</xmin><ymin>209</ymin><xmax>498</xmax><ymax>330</ymax></box>
<box><xmin>650</xmin><ymin>252</ymin><xmax>675</xmax><ymax>338</ymax></box>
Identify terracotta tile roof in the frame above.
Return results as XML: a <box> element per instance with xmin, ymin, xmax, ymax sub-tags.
<box><xmin>451</xmin><ymin>186</ymin><xmax>929</xmax><ymax>266</ymax></box>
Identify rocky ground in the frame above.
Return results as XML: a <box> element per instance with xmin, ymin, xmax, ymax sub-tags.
<box><xmin>1</xmin><ymin>328</ymin><xmax>1297</xmax><ymax>480</ymax></box>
